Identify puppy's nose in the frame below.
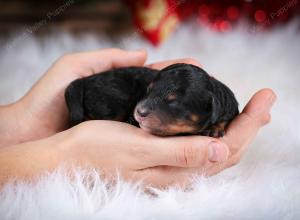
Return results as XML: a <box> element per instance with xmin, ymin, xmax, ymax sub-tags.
<box><xmin>137</xmin><ymin>107</ymin><xmax>150</xmax><ymax>117</ymax></box>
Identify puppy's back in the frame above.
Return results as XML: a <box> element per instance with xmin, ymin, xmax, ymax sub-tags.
<box><xmin>65</xmin><ymin>67</ymin><xmax>158</xmax><ymax>127</ymax></box>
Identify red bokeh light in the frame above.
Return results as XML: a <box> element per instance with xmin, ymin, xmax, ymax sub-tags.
<box><xmin>220</xmin><ymin>20</ymin><xmax>231</xmax><ymax>31</ymax></box>
<box><xmin>227</xmin><ymin>6</ymin><xmax>240</xmax><ymax>20</ymax></box>
<box><xmin>199</xmin><ymin>5</ymin><xmax>210</xmax><ymax>16</ymax></box>
<box><xmin>255</xmin><ymin>10</ymin><xmax>267</xmax><ymax>23</ymax></box>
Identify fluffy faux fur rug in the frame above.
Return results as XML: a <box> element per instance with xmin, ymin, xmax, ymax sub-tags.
<box><xmin>0</xmin><ymin>21</ymin><xmax>299</xmax><ymax>220</ymax></box>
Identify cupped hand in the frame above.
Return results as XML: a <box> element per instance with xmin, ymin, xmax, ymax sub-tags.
<box><xmin>1</xmin><ymin>48</ymin><xmax>200</xmax><ymax>146</ymax></box>
<box><xmin>0</xmin><ymin>88</ymin><xmax>275</xmax><ymax>188</ymax></box>
<box><xmin>62</xmin><ymin>88</ymin><xmax>275</xmax><ymax>188</ymax></box>
<box><xmin>0</xmin><ymin>47</ymin><xmax>276</xmax><ymax>187</ymax></box>
<box><xmin>205</xmin><ymin>88</ymin><xmax>276</xmax><ymax>176</ymax></box>
<box><xmin>63</xmin><ymin>119</ymin><xmax>227</xmax><ymax>188</ymax></box>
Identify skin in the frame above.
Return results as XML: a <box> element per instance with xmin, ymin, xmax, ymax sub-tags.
<box><xmin>0</xmin><ymin>49</ymin><xmax>276</xmax><ymax>188</ymax></box>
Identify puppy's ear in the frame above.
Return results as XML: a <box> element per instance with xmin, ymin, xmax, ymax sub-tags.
<box><xmin>209</xmin><ymin>93</ymin><xmax>221</xmax><ymax>124</ymax></box>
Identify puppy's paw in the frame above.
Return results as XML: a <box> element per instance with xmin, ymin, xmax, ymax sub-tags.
<box><xmin>200</xmin><ymin>122</ymin><xmax>226</xmax><ymax>138</ymax></box>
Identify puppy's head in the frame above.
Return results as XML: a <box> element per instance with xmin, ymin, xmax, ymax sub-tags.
<box><xmin>134</xmin><ymin>64</ymin><xmax>220</xmax><ymax>136</ymax></box>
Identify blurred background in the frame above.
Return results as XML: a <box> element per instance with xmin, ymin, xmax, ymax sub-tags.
<box><xmin>0</xmin><ymin>0</ymin><xmax>299</xmax><ymax>107</ymax></box>
<box><xmin>1</xmin><ymin>0</ymin><xmax>299</xmax><ymax>45</ymax></box>
<box><xmin>0</xmin><ymin>0</ymin><xmax>299</xmax><ymax>104</ymax></box>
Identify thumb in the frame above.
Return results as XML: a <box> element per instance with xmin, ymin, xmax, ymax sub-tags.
<box><xmin>143</xmin><ymin>135</ymin><xmax>229</xmax><ymax>168</ymax></box>
<box><xmin>223</xmin><ymin>88</ymin><xmax>277</xmax><ymax>155</ymax></box>
<box><xmin>242</xmin><ymin>88</ymin><xmax>276</xmax><ymax>126</ymax></box>
<box><xmin>62</xmin><ymin>48</ymin><xmax>148</xmax><ymax>77</ymax></box>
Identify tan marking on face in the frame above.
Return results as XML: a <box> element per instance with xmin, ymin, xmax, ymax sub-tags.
<box><xmin>166</xmin><ymin>121</ymin><xmax>198</xmax><ymax>134</ymax></box>
<box><xmin>167</xmin><ymin>94</ymin><xmax>177</xmax><ymax>101</ymax></box>
<box><xmin>190</xmin><ymin>114</ymin><xmax>200</xmax><ymax>122</ymax></box>
<box><xmin>139</xmin><ymin>117</ymin><xmax>198</xmax><ymax>135</ymax></box>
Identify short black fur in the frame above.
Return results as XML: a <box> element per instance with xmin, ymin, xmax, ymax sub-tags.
<box><xmin>65</xmin><ymin>64</ymin><xmax>239</xmax><ymax>137</ymax></box>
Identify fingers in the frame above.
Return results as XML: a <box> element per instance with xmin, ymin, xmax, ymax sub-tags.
<box><xmin>140</xmin><ymin>135</ymin><xmax>229</xmax><ymax>168</ymax></box>
<box><xmin>91</xmin><ymin>48</ymin><xmax>148</xmax><ymax>72</ymax></box>
<box><xmin>242</xmin><ymin>88</ymin><xmax>276</xmax><ymax>126</ymax></box>
<box><xmin>147</xmin><ymin>58</ymin><xmax>201</xmax><ymax>70</ymax></box>
<box><xmin>60</xmin><ymin>48</ymin><xmax>148</xmax><ymax>77</ymax></box>
<box><xmin>223</xmin><ymin>88</ymin><xmax>276</xmax><ymax>156</ymax></box>
<box><xmin>193</xmin><ymin>88</ymin><xmax>277</xmax><ymax>177</ymax></box>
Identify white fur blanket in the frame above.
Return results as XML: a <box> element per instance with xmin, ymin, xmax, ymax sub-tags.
<box><xmin>0</xmin><ymin>21</ymin><xmax>299</xmax><ymax>220</ymax></box>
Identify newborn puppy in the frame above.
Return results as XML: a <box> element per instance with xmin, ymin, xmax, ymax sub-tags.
<box><xmin>65</xmin><ymin>63</ymin><xmax>239</xmax><ymax>137</ymax></box>
<box><xmin>134</xmin><ymin>64</ymin><xmax>239</xmax><ymax>137</ymax></box>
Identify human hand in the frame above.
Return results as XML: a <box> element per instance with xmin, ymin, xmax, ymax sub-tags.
<box><xmin>147</xmin><ymin>61</ymin><xmax>277</xmax><ymax>178</ymax></box>
<box><xmin>0</xmin><ymin>48</ymin><xmax>200</xmax><ymax>147</ymax></box>
<box><xmin>205</xmin><ymin>88</ymin><xmax>276</xmax><ymax>176</ymax></box>
<box><xmin>0</xmin><ymin>51</ymin><xmax>276</xmax><ymax>187</ymax></box>
<box><xmin>0</xmin><ymin>89</ymin><xmax>275</xmax><ymax>188</ymax></box>
<box><xmin>62</xmin><ymin>119</ymin><xmax>228</xmax><ymax>188</ymax></box>
<box><xmin>61</xmin><ymin>88</ymin><xmax>275</xmax><ymax>188</ymax></box>
<box><xmin>149</xmin><ymin>89</ymin><xmax>276</xmax><ymax>186</ymax></box>
<box><xmin>0</xmin><ymin>49</ymin><xmax>147</xmax><ymax>146</ymax></box>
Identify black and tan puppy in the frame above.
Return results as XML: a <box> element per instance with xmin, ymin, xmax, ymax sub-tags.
<box><xmin>65</xmin><ymin>63</ymin><xmax>239</xmax><ymax>137</ymax></box>
<box><xmin>134</xmin><ymin>64</ymin><xmax>239</xmax><ymax>137</ymax></box>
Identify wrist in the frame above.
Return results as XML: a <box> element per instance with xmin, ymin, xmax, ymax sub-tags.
<box><xmin>0</xmin><ymin>97</ymin><xmax>54</xmax><ymax>147</ymax></box>
<box><xmin>0</xmin><ymin>100</ymin><xmax>41</xmax><ymax>147</ymax></box>
<box><xmin>0</xmin><ymin>130</ymin><xmax>72</xmax><ymax>185</ymax></box>
<box><xmin>0</xmin><ymin>102</ymin><xmax>25</xmax><ymax>147</ymax></box>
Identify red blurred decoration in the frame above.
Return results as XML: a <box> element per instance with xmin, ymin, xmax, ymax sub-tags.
<box><xmin>227</xmin><ymin>6</ymin><xmax>240</xmax><ymax>20</ymax></box>
<box><xmin>255</xmin><ymin>10</ymin><xmax>267</xmax><ymax>23</ymax></box>
<box><xmin>220</xmin><ymin>20</ymin><xmax>231</xmax><ymax>31</ymax></box>
<box><xmin>124</xmin><ymin>0</ymin><xmax>300</xmax><ymax>45</ymax></box>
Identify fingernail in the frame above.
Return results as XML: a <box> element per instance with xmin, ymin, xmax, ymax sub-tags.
<box><xmin>208</xmin><ymin>142</ymin><xmax>229</xmax><ymax>162</ymax></box>
<box><xmin>265</xmin><ymin>93</ymin><xmax>276</xmax><ymax>113</ymax></box>
<box><xmin>269</xmin><ymin>93</ymin><xmax>276</xmax><ymax>106</ymax></box>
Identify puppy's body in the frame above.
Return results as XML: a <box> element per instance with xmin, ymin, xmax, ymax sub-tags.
<box><xmin>65</xmin><ymin>67</ymin><xmax>158</xmax><ymax>126</ymax></box>
<box><xmin>65</xmin><ymin>64</ymin><xmax>239</xmax><ymax>137</ymax></box>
